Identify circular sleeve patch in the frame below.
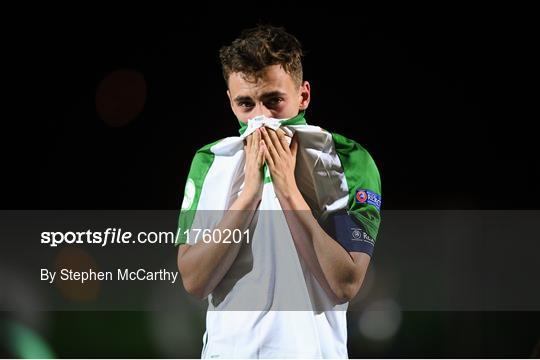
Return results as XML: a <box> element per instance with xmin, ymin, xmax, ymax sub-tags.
<box><xmin>181</xmin><ymin>178</ymin><xmax>196</xmax><ymax>211</ymax></box>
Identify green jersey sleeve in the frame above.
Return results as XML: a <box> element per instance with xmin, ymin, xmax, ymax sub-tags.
<box><xmin>328</xmin><ymin>132</ymin><xmax>382</xmax><ymax>256</ymax></box>
<box><xmin>175</xmin><ymin>140</ymin><xmax>220</xmax><ymax>246</ymax></box>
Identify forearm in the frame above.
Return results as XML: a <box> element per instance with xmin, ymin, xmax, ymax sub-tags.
<box><xmin>178</xmin><ymin>193</ymin><xmax>260</xmax><ymax>299</ymax></box>
<box><xmin>278</xmin><ymin>188</ymin><xmax>361</xmax><ymax>303</ymax></box>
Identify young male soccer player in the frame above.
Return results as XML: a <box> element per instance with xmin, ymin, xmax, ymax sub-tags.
<box><xmin>175</xmin><ymin>25</ymin><xmax>382</xmax><ymax>358</ymax></box>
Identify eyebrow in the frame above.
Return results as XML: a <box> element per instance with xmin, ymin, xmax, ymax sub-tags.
<box><xmin>234</xmin><ymin>91</ymin><xmax>287</xmax><ymax>103</ymax></box>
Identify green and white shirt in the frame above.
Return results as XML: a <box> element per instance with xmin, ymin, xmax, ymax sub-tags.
<box><xmin>176</xmin><ymin>111</ymin><xmax>381</xmax><ymax>358</ymax></box>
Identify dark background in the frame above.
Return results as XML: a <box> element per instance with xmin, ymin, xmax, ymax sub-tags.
<box><xmin>3</xmin><ymin>5</ymin><xmax>539</xmax><ymax>358</ymax></box>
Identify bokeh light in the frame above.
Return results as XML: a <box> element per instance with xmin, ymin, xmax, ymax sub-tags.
<box><xmin>4</xmin><ymin>320</ymin><xmax>55</xmax><ymax>358</ymax></box>
<box><xmin>358</xmin><ymin>298</ymin><xmax>402</xmax><ymax>342</ymax></box>
<box><xmin>54</xmin><ymin>246</ymin><xmax>101</xmax><ymax>301</ymax></box>
<box><xmin>96</xmin><ymin>69</ymin><xmax>147</xmax><ymax>127</ymax></box>
<box><xmin>148</xmin><ymin>279</ymin><xmax>206</xmax><ymax>357</ymax></box>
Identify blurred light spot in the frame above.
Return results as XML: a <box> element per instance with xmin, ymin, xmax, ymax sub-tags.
<box><xmin>0</xmin><ymin>266</ymin><xmax>50</xmax><ymax>331</ymax></box>
<box><xmin>6</xmin><ymin>320</ymin><xmax>55</xmax><ymax>358</ymax></box>
<box><xmin>54</xmin><ymin>247</ymin><xmax>101</xmax><ymax>301</ymax></box>
<box><xmin>148</xmin><ymin>280</ymin><xmax>206</xmax><ymax>357</ymax></box>
<box><xmin>358</xmin><ymin>298</ymin><xmax>402</xmax><ymax>341</ymax></box>
<box><xmin>96</xmin><ymin>69</ymin><xmax>146</xmax><ymax>127</ymax></box>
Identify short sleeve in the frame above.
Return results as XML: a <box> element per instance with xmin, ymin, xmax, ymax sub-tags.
<box><xmin>175</xmin><ymin>140</ymin><xmax>220</xmax><ymax>246</ymax></box>
<box><xmin>325</xmin><ymin>133</ymin><xmax>382</xmax><ymax>256</ymax></box>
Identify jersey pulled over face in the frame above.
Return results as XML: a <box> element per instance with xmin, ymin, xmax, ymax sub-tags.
<box><xmin>176</xmin><ymin>117</ymin><xmax>382</xmax><ymax>358</ymax></box>
<box><xmin>177</xmin><ymin>64</ymin><xmax>381</xmax><ymax>358</ymax></box>
<box><xmin>227</xmin><ymin>64</ymin><xmax>310</xmax><ymax>123</ymax></box>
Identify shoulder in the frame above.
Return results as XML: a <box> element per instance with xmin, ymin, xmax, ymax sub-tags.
<box><xmin>330</xmin><ymin>132</ymin><xmax>381</xmax><ymax>191</ymax></box>
<box><xmin>194</xmin><ymin>138</ymin><xmax>224</xmax><ymax>155</ymax></box>
<box><xmin>187</xmin><ymin>138</ymin><xmax>226</xmax><ymax>165</ymax></box>
<box><xmin>184</xmin><ymin>138</ymin><xmax>225</xmax><ymax>183</ymax></box>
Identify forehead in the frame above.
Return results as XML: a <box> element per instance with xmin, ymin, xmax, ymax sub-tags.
<box><xmin>228</xmin><ymin>65</ymin><xmax>296</xmax><ymax>97</ymax></box>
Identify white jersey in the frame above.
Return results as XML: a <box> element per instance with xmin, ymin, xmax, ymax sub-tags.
<box><xmin>176</xmin><ymin>112</ymin><xmax>382</xmax><ymax>358</ymax></box>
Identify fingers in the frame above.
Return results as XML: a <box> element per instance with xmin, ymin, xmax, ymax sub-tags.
<box><xmin>257</xmin><ymin>140</ymin><xmax>265</xmax><ymax>167</ymax></box>
<box><xmin>290</xmin><ymin>134</ymin><xmax>298</xmax><ymax>158</ymax></box>
<box><xmin>260</xmin><ymin>127</ymin><xmax>280</xmax><ymax>164</ymax></box>
<box><xmin>247</xmin><ymin>129</ymin><xmax>253</xmax><ymax>149</ymax></box>
<box><xmin>246</xmin><ymin>130</ymin><xmax>251</xmax><ymax>148</ymax></box>
<box><xmin>251</xmin><ymin>129</ymin><xmax>258</xmax><ymax>155</ymax></box>
<box><xmin>262</xmin><ymin>139</ymin><xmax>274</xmax><ymax>168</ymax></box>
<box><xmin>275</xmin><ymin>129</ymin><xmax>291</xmax><ymax>154</ymax></box>
<box><xmin>245</xmin><ymin>128</ymin><xmax>262</xmax><ymax>154</ymax></box>
<box><xmin>255</xmin><ymin>128</ymin><xmax>261</xmax><ymax>154</ymax></box>
<box><xmin>244</xmin><ymin>130</ymin><xmax>266</xmax><ymax>170</ymax></box>
<box><xmin>267</xmin><ymin>128</ymin><xmax>287</xmax><ymax>157</ymax></box>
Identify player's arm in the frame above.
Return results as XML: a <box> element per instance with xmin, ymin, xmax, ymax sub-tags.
<box><xmin>177</xmin><ymin>129</ymin><xmax>265</xmax><ymax>300</ymax></box>
<box><xmin>277</xmin><ymin>194</ymin><xmax>370</xmax><ymax>304</ymax></box>
<box><xmin>261</xmin><ymin>127</ymin><xmax>378</xmax><ymax>303</ymax></box>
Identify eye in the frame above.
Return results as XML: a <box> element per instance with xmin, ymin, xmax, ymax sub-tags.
<box><xmin>238</xmin><ymin>101</ymin><xmax>254</xmax><ymax>108</ymax></box>
<box><xmin>266</xmin><ymin>97</ymin><xmax>284</xmax><ymax>107</ymax></box>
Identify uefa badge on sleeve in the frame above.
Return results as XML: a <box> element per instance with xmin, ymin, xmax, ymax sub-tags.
<box><xmin>355</xmin><ymin>189</ymin><xmax>381</xmax><ymax>211</ymax></box>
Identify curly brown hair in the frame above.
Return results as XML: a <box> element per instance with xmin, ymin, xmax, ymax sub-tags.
<box><xmin>219</xmin><ymin>24</ymin><xmax>304</xmax><ymax>87</ymax></box>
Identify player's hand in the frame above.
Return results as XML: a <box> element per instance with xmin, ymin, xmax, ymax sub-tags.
<box><xmin>260</xmin><ymin>127</ymin><xmax>299</xmax><ymax>200</ymax></box>
<box><xmin>242</xmin><ymin>128</ymin><xmax>265</xmax><ymax>202</ymax></box>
